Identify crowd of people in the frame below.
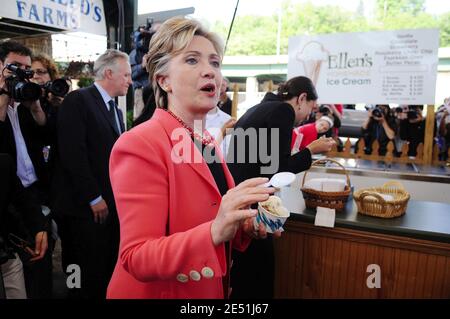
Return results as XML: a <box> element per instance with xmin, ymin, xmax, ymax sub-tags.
<box><xmin>0</xmin><ymin>16</ymin><xmax>448</xmax><ymax>300</ymax></box>
<box><xmin>360</xmin><ymin>103</ymin><xmax>450</xmax><ymax>159</ymax></box>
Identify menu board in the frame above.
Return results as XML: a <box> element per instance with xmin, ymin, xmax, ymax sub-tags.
<box><xmin>288</xmin><ymin>29</ymin><xmax>439</xmax><ymax>104</ymax></box>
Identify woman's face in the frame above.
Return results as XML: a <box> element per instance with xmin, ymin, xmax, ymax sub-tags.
<box><xmin>31</xmin><ymin>61</ymin><xmax>51</xmax><ymax>85</ymax></box>
<box><xmin>295</xmin><ymin>98</ymin><xmax>316</xmax><ymax>125</ymax></box>
<box><xmin>159</xmin><ymin>35</ymin><xmax>222</xmax><ymax>115</ymax></box>
<box><xmin>316</xmin><ymin>119</ymin><xmax>330</xmax><ymax>134</ymax></box>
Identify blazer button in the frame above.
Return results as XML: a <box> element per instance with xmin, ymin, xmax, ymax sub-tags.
<box><xmin>201</xmin><ymin>267</ymin><xmax>214</xmax><ymax>279</ymax></box>
<box><xmin>189</xmin><ymin>270</ymin><xmax>201</xmax><ymax>281</ymax></box>
<box><xmin>176</xmin><ymin>273</ymin><xmax>189</xmax><ymax>283</ymax></box>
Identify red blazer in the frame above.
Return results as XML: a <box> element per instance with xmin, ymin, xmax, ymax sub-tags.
<box><xmin>107</xmin><ymin>109</ymin><xmax>250</xmax><ymax>299</ymax></box>
<box><xmin>291</xmin><ymin>123</ymin><xmax>317</xmax><ymax>152</ymax></box>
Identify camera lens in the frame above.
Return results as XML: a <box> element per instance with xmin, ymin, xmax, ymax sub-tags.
<box><xmin>318</xmin><ymin>106</ymin><xmax>329</xmax><ymax>114</ymax></box>
<box><xmin>48</xmin><ymin>79</ymin><xmax>70</xmax><ymax>97</ymax></box>
<box><xmin>372</xmin><ymin>108</ymin><xmax>382</xmax><ymax>118</ymax></box>
<box><xmin>407</xmin><ymin>111</ymin><xmax>418</xmax><ymax>120</ymax></box>
<box><xmin>13</xmin><ymin>81</ymin><xmax>41</xmax><ymax>101</ymax></box>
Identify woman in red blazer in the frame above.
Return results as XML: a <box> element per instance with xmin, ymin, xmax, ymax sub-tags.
<box><xmin>107</xmin><ymin>17</ymin><xmax>275</xmax><ymax>299</ymax></box>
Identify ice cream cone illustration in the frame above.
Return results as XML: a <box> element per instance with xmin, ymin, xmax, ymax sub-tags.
<box><xmin>296</xmin><ymin>41</ymin><xmax>329</xmax><ymax>85</ymax></box>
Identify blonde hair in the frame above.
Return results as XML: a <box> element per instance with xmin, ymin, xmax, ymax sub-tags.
<box><xmin>146</xmin><ymin>17</ymin><xmax>224</xmax><ymax>109</ymax></box>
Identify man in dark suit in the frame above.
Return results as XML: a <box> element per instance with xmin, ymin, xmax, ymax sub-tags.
<box><xmin>54</xmin><ymin>49</ymin><xmax>131</xmax><ymax>298</ymax></box>
<box><xmin>227</xmin><ymin>76</ymin><xmax>335</xmax><ymax>299</ymax></box>
<box><xmin>0</xmin><ymin>41</ymin><xmax>51</xmax><ymax>299</ymax></box>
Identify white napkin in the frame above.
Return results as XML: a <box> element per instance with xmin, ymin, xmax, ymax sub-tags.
<box><xmin>314</xmin><ymin>207</ymin><xmax>336</xmax><ymax>228</ymax></box>
<box><xmin>304</xmin><ymin>179</ymin><xmax>323</xmax><ymax>191</ymax></box>
<box><xmin>366</xmin><ymin>193</ymin><xmax>394</xmax><ymax>202</ymax></box>
<box><xmin>322</xmin><ymin>179</ymin><xmax>346</xmax><ymax>192</ymax></box>
<box><xmin>304</xmin><ymin>178</ymin><xmax>346</xmax><ymax>192</ymax></box>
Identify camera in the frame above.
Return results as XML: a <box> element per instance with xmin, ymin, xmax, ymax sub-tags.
<box><xmin>318</xmin><ymin>105</ymin><xmax>330</xmax><ymax>115</ymax></box>
<box><xmin>371</xmin><ymin>107</ymin><xmax>383</xmax><ymax>118</ymax></box>
<box><xmin>364</xmin><ymin>105</ymin><xmax>383</xmax><ymax>118</ymax></box>
<box><xmin>42</xmin><ymin>79</ymin><xmax>69</xmax><ymax>97</ymax></box>
<box><xmin>407</xmin><ymin>110</ymin><xmax>419</xmax><ymax>120</ymax></box>
<box><xmin>3</xmin><ymin>64</ymin><xmax>41</xmax><ymax>102</ymax></box>
<box><xmin>134</xmin><ymin>18</ymin><xmax>156</xmax><ymax>54</ymax></box>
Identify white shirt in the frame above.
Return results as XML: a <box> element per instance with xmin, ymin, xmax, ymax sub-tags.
<box><xmin>205</xmin><ymin>107</ymin><xmax>232</xmax><ymax>157</ymax></box>
<box><xmin>7</xmin><ymin>102</ymin><xmax>38</xmax><ymax>187</ymax></box>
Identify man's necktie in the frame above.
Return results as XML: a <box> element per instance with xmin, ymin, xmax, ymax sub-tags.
<box><xmin>108</xmin><ymin>99</ymin><xmax>121</xmax><ymax>134</ymax></box>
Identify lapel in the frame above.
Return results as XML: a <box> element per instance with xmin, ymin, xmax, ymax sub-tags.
<box><xmin>153</xmin><ymin>109</ymin><xmax>222</xmax><ymax>197</ymax></box>
<box><xmin>214</xmin><ymin>139</ymin><xmax>236</xmax><ymax>190</ymax></box>
<box><xmin>88</xmin><ymin>85</ymin><xmax>120</xmax><ymax>136</ymax></box>
<box><xmin>3</xmin><ymin>112</ymin><xmax>17</xmax><ymax>158</ymax></box>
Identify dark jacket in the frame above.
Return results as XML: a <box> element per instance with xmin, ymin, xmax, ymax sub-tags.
<box><xmin>0</xmin><ymin>103</ymin><xmax>50</xmax><ymax>190</ymax></box>
<box><xmin>362</xmin><ymin>117</ymin><xmax>397</xmax><ymax>156</ymax></box>
<box><xmin>53</xmin><ymin>85</ymin><xmax>124</xmax><ymax>218</ymax></box>
<box><xmin>0</xmin><ymin>153</ymin><xmax>47</xmax><ymax>240</ymax></box>
<box><xmin>227</xmin><ymin>92</ymin><xmax>312</xmax><ymax>184</ymax></box>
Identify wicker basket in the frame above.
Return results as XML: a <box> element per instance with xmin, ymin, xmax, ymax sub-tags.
<box><xmin>353</xmin><ymin>181</ymin><xmax>410</xmax><ymax>218</ymax></box>
<box><xmin>301</xmin><ymin>158</ymin><xmax>351</xmax><ymax>211</ymax></box>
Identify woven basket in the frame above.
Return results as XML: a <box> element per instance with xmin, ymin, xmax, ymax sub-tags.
<box><xmin>301</xmin><ymin>158</ymin><xmax>351</xmax><ymax>211</ymax></box>
<box><xmin>353</xmin><ymin>181</ymin><xmax>410</xmax><ymax>218</ymax></box>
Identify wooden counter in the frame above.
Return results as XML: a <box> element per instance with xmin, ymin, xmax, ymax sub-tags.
<box><xmin>274</xmin><ymin>190</ymin><xmax>450</xmax><ymax>298</ymax></box>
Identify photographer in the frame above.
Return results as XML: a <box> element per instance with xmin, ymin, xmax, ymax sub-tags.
<box><xmin>437</xmin><ymin>101</ymin><xmax>450</xmax><ymax>160</ymax></box>
<box><xmin>362</xmin><ymin>104</ymin><xmax>396</xmax><ymax>155</ymax></box>
<box><xmin>1</xmin><ymin>153</ymin><xmax>49</xmax><ymax>299</ymax></box>
<box><xmin>0</xmin><ymin>41</ymin><xmax>51</xmax><ymax>298</ymax></box>
<box><xmin>396</xmin><ymin>105</ymin><xmax>425</xmax><ymax>156</ymax></box>
<box><xmin>130</xmin><ymin>21</ymin><xmax>160</xmax><ymax>120</ymax></box>
<box><xmin>31</xmin><ymin>54</ymin><xmax>70</xmax><ymax>175</ymax></box>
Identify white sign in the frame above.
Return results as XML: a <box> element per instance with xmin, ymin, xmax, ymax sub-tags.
<box><xmin>0</xmin><ymin>0</ymin><xmax>106</xmax><ymax>36</ymax></box>
<box><xmin>288</xmin><ymin>29</ymin><xmax>440</xmax><ymax>105</ymax></box>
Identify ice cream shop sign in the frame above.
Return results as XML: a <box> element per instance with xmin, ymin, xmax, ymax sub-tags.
<box><xmin>0</xmin><ymin>0</ymin><xmax>106</xmax><ymax>36</ymax></box>
<box><xmin>288</xmin><ymin>29</ymin><xmax>439</xmax><ymax>105</ymax></box>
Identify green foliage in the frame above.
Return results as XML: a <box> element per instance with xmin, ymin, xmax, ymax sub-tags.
<box><xmin>211</xmin><ymin>0</ymin><xmax>449</xmax><ymax>56</ymax></box>
<box><xmin>77</xmin><ymin>76</ymin><xmax>94</xmax><ymax>88</ymax></box>
<box><xmin>127</xmin><ymin>110</ymin><xmax>133</xmax><ymax>131</ymax></box>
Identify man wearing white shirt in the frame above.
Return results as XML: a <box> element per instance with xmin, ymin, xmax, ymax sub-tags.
<box><xmin>205</xmin><ymin>105</ymin><xmax>236</xmax><ymax>157</ymax></box>
<box><xmin>0</xmin><ymin>41</ymin><xmax>50</xmax><ymax>299</ymax></box>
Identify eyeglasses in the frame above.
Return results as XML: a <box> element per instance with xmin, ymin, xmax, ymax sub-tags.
<box><xmin>33</xmin><ymin>69</ymin><xmax>49</xmax><ymax>75</ymax></box>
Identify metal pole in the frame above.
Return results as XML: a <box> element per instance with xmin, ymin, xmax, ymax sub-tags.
<box><xmin>276</xmin><ymin>4</ymin><xmax>282</xmax><ymax>56</ymax></box>
<box><xmin>224</xmin><ymin>0</ymin><xmax>240</xmax><ymax>55</ymax></box>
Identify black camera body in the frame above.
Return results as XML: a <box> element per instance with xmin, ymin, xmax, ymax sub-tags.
<box><xmin>318</xmin><ymin>105</ymin><xmax>330</xmax><ymax>115</ymax></box>
<box><xmin>407</xmin><ymin>110</ymin><xmax>419</xmax><ymax>120</ymax></box>
<box><xmin>372</xmin><ymin>107</ymin><xmax>383</xmax><ymax>118</ymax></box>
<box><xmin>395</xmin><ymin>106</ymin><xmax>419</xmax><ymax>120</ymax></box>
<box><xmin>42</xmin><ymin>79</ymin><xmax>69</xmax><ymax>97</ymax></box>
<box><xmin>3</xmin><ymin>64</ymin><xmax>41</xmax><ymax>102</ymax></box>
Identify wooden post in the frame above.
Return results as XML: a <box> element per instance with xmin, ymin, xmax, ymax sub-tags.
<box><xmin>267</xmin><ymin>80</ymin><xmax>274</xmax><ymax>92</ymax></box>
<box><xmin>231</xmin><ymin>83</ymin><xmax>239</xmax><ymax>119</ymax></box>
<box><xmin>423</xmin><ymin>105</ymin><xmax>435</xmax><ymax>165</ymax></box>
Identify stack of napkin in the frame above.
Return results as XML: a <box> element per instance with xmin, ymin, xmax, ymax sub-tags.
<box><xmin>304</xmin><ymin>178</ymin><xmax>347</xmax><ymax>192</ymax></box>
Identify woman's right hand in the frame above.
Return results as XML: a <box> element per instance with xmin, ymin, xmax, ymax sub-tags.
<box><xmin>306</xmin><ymin>137</ymin><xmax>336</xmax><ymax>154</ymax></box>
<box><xmin>211</xmin><ymin>177</ymin><xmax>275</xmax><ymax>246</ymax></box>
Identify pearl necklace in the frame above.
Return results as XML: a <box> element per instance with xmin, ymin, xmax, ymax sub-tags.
<box><xmin>165</xmin><ymin>109</ymin><xmax>215</xmax><ymax>147</ymax></box>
